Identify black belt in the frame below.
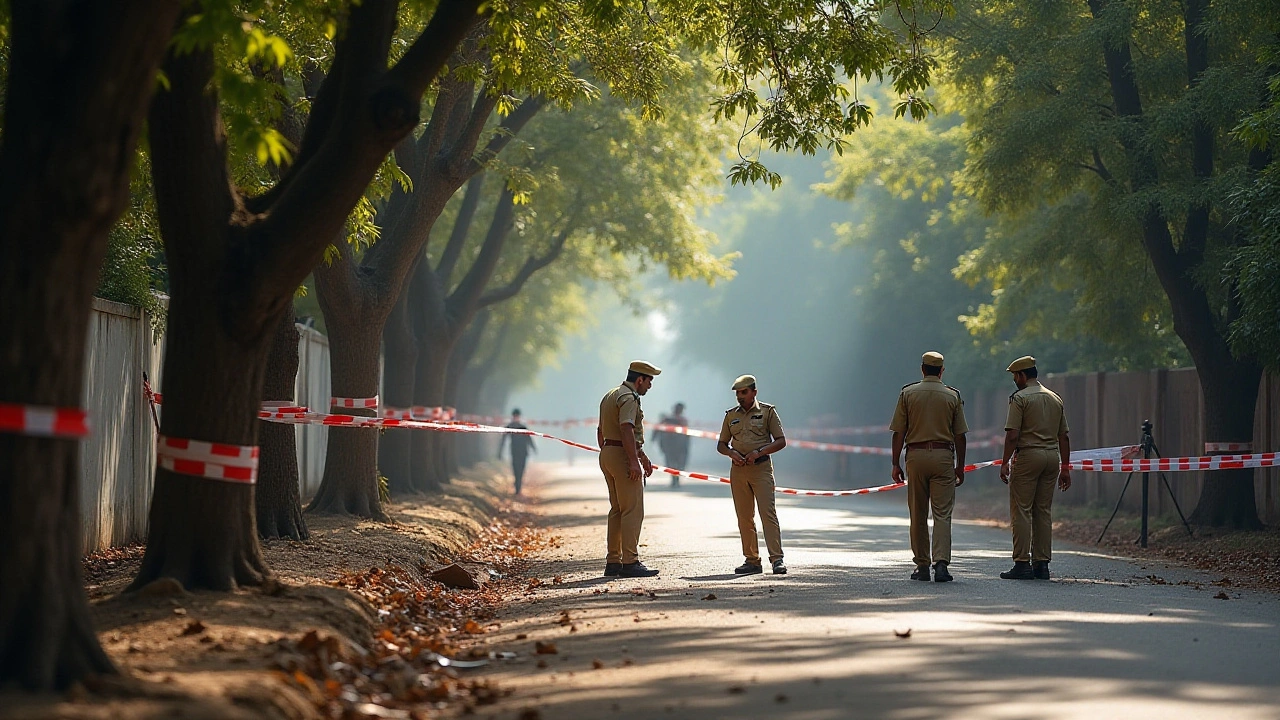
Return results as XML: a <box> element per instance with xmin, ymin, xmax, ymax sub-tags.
<box><xmin>601</xmin><ymin>439</ymin><xmax>641</xmax><ymax>448</ymax></box>
<box><xmin>906</xmin><ymin>441</ymin><xmax>954</xmax><ymax>451</ymax></box>
<box><xmin>754</xmin><ymin>455</ymin><xmax>771</xmax><ymax>464</ymax></box>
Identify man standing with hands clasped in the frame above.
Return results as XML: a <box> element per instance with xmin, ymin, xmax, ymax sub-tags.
<box><xmin>890</xmin><ymin>352</ymin><xmax>968</xmax><ymax>582</ymax></box>
<box><xmin>999</xmin><ymin>356</ymin><xmax>1071</xmax><ymax>580</ymax></box>
<box><xmin>598</xmin><ymin>360</ymin><xmax>661</xmax><ymax>579</ymax></box>
<box><xmin>718</xmin><ymin>374</ymin><xmax>788</xmax><ymax>575</ymax></box>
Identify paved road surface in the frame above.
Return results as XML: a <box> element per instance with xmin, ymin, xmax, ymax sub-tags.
<box><xmin>471</xmin><ymin>462</ymin><xmax>1280</xmax><ymax>720</ymax></box>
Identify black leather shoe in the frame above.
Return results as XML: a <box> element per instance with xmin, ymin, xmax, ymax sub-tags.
<box><xmin>933</xmin><ymin>562</ymin><xmax>953</xmax><ymax>582</ymax></box>
<box><xmin>1032</xmin><ymin>561</ymin><xmax>1050</xmax><ymax>580</ymax></box>
<box><xmin>772</xmin><ymin>560</ymin><xmax>788</xmax><ymax>575</ymax></box>
<box><xmin>910</xmin><ymin>566</ymin><xmax>931</xmax><ymax>581</ymax></box>
<box><xmin>619</xmin><ymin>561</ymin><xmax>660</xmax><ymax>578</ymax></box>
<box><xmin>735</xmin><ymin>562</ymin><xmax>763</xmax><ymax>575</ymax></box>
<box><xmin>603</xmin><ymin>563</ymin><xmax>623</xmax><ymax>577</ymax></box>
<box><xmin>1000</xmin><ymin>561</ymin><xmax>1035</xmax><ymax>580</ymax></box>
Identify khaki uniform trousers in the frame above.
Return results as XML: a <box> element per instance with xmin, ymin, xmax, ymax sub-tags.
<box><xmin>600</xmin><ymin>446</ymin><xmax>644</xmax><ymax>564</ymax></box>
<box><xmin>1009</xmin><ymin>447</ymin><xmax>1058</xmax><ymax>562</ymax></box>
<box><xmin>905</xmin><ymin>448</ymin><xmax>955</xmax><ymax>567</ymax></box>
<box><xmin>730</xmin><ymin>460</ymin><xmax>783</xmax><ymax>565</ymax></box>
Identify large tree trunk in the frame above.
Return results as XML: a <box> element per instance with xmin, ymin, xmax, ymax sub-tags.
<box><xmin>131</xmin><ymin>0</ymin><xmax>482</xmax><ymax>588</ymax></box>
<box><xmin>379</xmin><ymin>281</ymin><xmax>418</xmax><ymax>494</ymax></box>
<box><xmin>128</xmin><ymin>40</ymin><xmax>278</xmax><ymax>593</ymax></box>
<box><xmin>1188</xmin><ymin>361</ymin><xmax>1264</xmax><ymax>528</ymax></box>
<box><xmin>444</xmin><ymin>310</ymin><xmax>489</xmax><ymax>472</ymax></box>
<box><xmin>307</xmin><ymin>295</ymin><xmax>388</xmax><ymax>519</ymax></box>
<box><xmin>1088</xmin><ymin>0</ymin><xmax>1263</xmax><ymax>528</ymax></box>
<box><xmin>410</xmin><ymin>343</ymin><xmax>453</xmax><ymax>492</ymax></box>
<box><xmin>257</xmin><ymin>307</ymin><xmax>309</xmax><ymax>540</ymax></box>
<box><xmin>0</xmin><ymin>0</ymin><xmax>180</xmax><ymax>690</ymax></box>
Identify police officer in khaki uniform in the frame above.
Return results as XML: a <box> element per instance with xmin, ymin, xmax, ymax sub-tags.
<box><xmin>998</xmin><ymin>356</ymin><xmax>1071</xmax><ymax>580</ymax></box>
<box><xmin>890</xmin><ymin>352</ymin><xmax>969</xmax><ymax>582</ymax></box>
<box><xmin>598</xmin><ymin>361</ymin><xmax>661</xmax><ymax>578</ymax></box>
<box><xmin>717</xmin><ymin>375</ymin><xmax>788</xmax><ymax>575</ymax></box>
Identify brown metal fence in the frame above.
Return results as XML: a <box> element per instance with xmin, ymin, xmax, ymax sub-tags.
<box><xmin>963</xmin><ymin>369</ymin><xmax>1279</xmax><ymax>522</ymax></box>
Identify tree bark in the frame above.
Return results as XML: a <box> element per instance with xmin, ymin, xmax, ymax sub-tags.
<box><xmin>133</xmin><ymin>0</ymin><xmax>481</xmax><ymax>589</ymax></box>
<box><xmin>257</xmin><ymin>307</ymin><xmax>309</xmax><ymax>539</ymax></box>
<box><xmin>309</xmin><ymin>250</ymin><xmax>389</xmax><ymax>519</ymax></box>
<box><xmin>444</xmin><ymin>310</ymin><xmax>490</xmax><ymax>473</ymax></box>
<box><xmin>1087</xmin><ymin>0</ymin><xmax>1262</xmax><ymax>527</ymax></box>
<box><xmin>0</xmin><ymin>0</ymin><xmax>180</xmax><ymax>690</ymax></box>
<box><xmin>379</xmin><ymin>273</ymin><xmax>419</xmax><ymax>495</ymax></box>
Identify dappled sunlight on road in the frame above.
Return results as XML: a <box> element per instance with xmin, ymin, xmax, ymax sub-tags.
<box><xmin>474</xmin><ymin>462</ymin><xmax>1280</xmax><ymax>719</ymax></box>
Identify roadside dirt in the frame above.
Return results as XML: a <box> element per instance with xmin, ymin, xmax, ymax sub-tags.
<box><xmin>1</xmin><ymin>464</ymin><xmax>552</xmax><ymax>720</ymax></box>
<box><xmin>956</xmin><ymin>484</ymin><xmax>1280</xmax><ymax>593</ymax></box>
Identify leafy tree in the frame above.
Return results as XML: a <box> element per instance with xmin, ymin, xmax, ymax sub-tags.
<box><xmin>129</xmin><ymin>0</ymin><xmax>486</xmax><ymax>593</ymax></box>
<box><xmin>0</xmin><ymin>0</ymin><xmax>182</xmax><ymax>691</ymax></box>
<box><xmin>393</xmin><ymin>60</ymin><xmax>734</xmax><ymax>492</ymax></box>
<box><xmin>940</xmin><ymin>0</ymin><xmax>1277</xmax><ymax>526</ymax></box>
<box><xmin>1226</xmin><ymin>39</ymin><xmax>1280</xmax><ymax>372</ymax></box>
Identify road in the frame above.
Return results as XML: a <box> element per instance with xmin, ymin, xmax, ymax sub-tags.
<box><xmin>470</xmin><ymin>462</ymin><xmax>1280</xmax><ymax>720</ymax></box>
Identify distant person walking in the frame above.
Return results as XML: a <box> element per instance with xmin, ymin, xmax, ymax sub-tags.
<box><xmin>718</xmin><ymin>374</ymin><xmax>788</xmax><ymax>575</ymax></box>
<box><xmin>889</xmin><ymin>351</ymin><xmax>968</xmax><ymax>582</ymax></box>
<box><xmin>496</xmin><ymin>408</ymin><xmax>536</xmax><ymax>495</ymax></box>
<box><xmin>656</xmin><ymin>402</ymin><xmax>690</xmax><ymax>486</ymax></box>
<box><xmin>598</xmin><ymin>361</ymin><xmax>662</xmax><ymax>578</ymax></box>
<box><xmin>999</xmin><ymin>356</ymin><xmax>1071</xmax><ymax>580</ymax></box>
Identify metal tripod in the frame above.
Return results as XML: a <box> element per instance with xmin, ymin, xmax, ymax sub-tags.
<box><xmin>1097</xmin><ymin>420</ymin><xmax>1194</xmax><ymax>547</ymax></box>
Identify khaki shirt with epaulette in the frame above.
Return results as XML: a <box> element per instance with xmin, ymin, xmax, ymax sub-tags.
<box><xmin>718</xmin><ymin>401</ymin><xmax>784</xmax><ymax>454</ymax></box>
<box><xmin>1005</xmin><ymin>380</ymin><xmax>1068</xmax><ymax>450</ymax></box>
<box><xmin>889</xmin><ymin>376</ymin><xmax>968</xmax><ymax>444</ymax></box>
<box><xmin>599</xmin><ymin>381</ymin><xmax>644</xmax><ymax>446</ymax></box>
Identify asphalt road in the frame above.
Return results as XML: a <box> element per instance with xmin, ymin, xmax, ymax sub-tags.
<box><xmin>471</xmin><ymin>462</ymin><xmax>1280</xmax><ymax>720</ymax></box>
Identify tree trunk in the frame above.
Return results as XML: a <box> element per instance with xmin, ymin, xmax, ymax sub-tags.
<box><xmin>1187</xmin><ymin>361</ymin><xmax>1264</xmax><ymax>528</ymax></box>
<box><xmin>0</xmin><ymin>0</ymin><xmax>180</xmax><ymax>689</ymax></box>
<box><xmin>410</xmin><ymin>343</ymin><xmax>452</xmax><ymax>492</ymax></box>
<box><xmin>1088</xmin><ymin>0</ymin><xmax>1263</xmax><ymax>528</ymax></box>
<box><xmin>257</xmin><ymin>307</ymin><xmax>309</xmax><ymax>540</ymax></box>
<box><xmin>444</xmin><ymin>310</ymin><xmax>489</xmax><ymax>472</ymax></box>
<box><xmin>306</xmin><ymin>315</ymin><xmax>388</xmax><ymax>520</ymax></box>
<box><xmin>128</xmin><ymin>290</ymin><xmax>275</xmax><ymax>590</ymax></box>
<box><xmin>379</xmin><ymin>261</ymin><xmax>420</xmax><ymax>495</ymax></box>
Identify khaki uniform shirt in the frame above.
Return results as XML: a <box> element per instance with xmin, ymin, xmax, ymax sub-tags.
<box><xmin>719</xmin><ymin>401</ymin><xmax>785</xmax><ymax>454</ymax></box>
<box><xmin>599</xmin><ymin>381</ymin><xmax>644</xmax><ymax>447</ymax></box>
<box><xmin>889</xmin><ymin>376</ymin><xmax>968</xmax><ymax>444</ymax></box>
<box><xmin>1005</xmin><ymin>380</ymin><xmax>1068</xmax><ymax>450</ymax></box>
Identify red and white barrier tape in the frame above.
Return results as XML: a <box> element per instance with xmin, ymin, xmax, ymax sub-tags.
<box><xmin>1073</xmin><ymin>453</ymin><xmax>1279</xmax><ymax>473</ymax></box>
<box><xmin>381</xmin><ymin>406</ymin><xmax>457</xmax><ymax>422</ymax></box>
<box><xmin>647</xmin><ymin>423</ymin><xmax>1003</xmax><ymax>454</ymax></box>
<box><xmin>0</xmin><ymin>402</ymin><xmax>90</xmax><ymax>439</ymax></box>
<box><xmin>156</xmin><ymin>435</ymin><xmax>259</xmax><ymax>483</ymax></box>
<box><xmin>331</xmin><ymin>395</ymin><xmax>379</xmax><ymax>410</ymax></box>
<box><xmin>1205</xmin><ymin>442</ymin><xmax>1251</xmax><ymax>453</ymax></box>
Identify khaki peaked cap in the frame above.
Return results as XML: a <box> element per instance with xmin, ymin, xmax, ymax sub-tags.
<box><xmin>922</xmin><ymin>351</ymin><xmax>945</xmax><ymax>368</ymax></box>
<box><xmin>628</xmin><ymin>360</ymin><xmax>662</xmax><ymax>377</ymax></box>
<box><xmin>1006</xmin><ymin>355</ymin><xmax>1037</xmax><ymax>373</ymax></box>
<box><xmin>732</xmin><ymin>374</ymin><xmax>757</xmax><ymax>391</ymax></box>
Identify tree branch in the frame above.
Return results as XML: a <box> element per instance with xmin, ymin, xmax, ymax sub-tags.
<box><xmin>478</xmin><ymin>224</ymin><xmax>573</xmax><ymax>309</ymax></box>
<box><xmin>445</xmin><ymin>184</ymin><xmax>517</xmax><ymax>323</ymax></box>
<box><xmin>436</xmin><ymin>173</ymin><xmax>486</xmax><ymax>283</ymax></box>
<box><xmin>385</xmin><ymin>0</ymin><xmax>486</xmax><ymax>100</ymax></box>
<box><xmin>462</xmin><ymin>95</ymin><xmax>547</xmax><ymax>177</ymax></box>
<box><xmin>1180</xmin><ymin>0</ymin><xmax>1212</xmax><ymax>264</ymax></box>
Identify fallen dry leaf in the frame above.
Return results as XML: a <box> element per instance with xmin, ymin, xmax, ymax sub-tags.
<box><xmin>702</xmin><ymin>593</ymin><xmax>717</xmax><ymax>601</ymax></box>
<box><xmin>534</xmin><ymin>641</ymin><xmax>558</xmax><ymax>655</ymax></box>
<box><xmin>775</xmin><ymin>693</ymin><xmax>789</xmax><ymax>703</ymax></box>
<box><xmin>592</xmin><ymin>659</ymin><xmax>605</xmax><ymax>669</ymax></box>
<box><xmin>893</xmin><ymin>629</ymin><xmax>912</xmax><ymax>638</ymax></box>
<box><xmin>180</xmin><ymin>620</ymin><xmax>206</xmax><ymax>636</ymax></box>
<box><xmin>727</xmin><ymin>685</ymin><xmax>745</xmax><ymax>694</ymax></box>
<box><xmin>1214</xmin><ymin>591</ymin><xmax>1230</xmax><ymax>600</ymax></box>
